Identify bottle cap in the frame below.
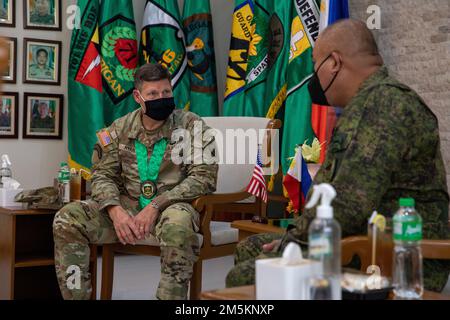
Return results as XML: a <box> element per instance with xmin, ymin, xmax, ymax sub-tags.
<box><xmin>60</xmin><ymin>162</ymin><xmax>68</xmax><ymax>167</ymax></box>
<box><xmin>399</xmin><ymin>198</ymin><xmax>415</xmax><ymax>207</ymax></box>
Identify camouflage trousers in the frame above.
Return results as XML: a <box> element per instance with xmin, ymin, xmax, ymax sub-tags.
<box><xmin>53</xmin><ymin>200</ymin><xmax>200</xmax><ymax>300</ymax></box>
<box><xmin>225</xmin><ymin>233</ymin><xmax>284</xmax><ymax>288</ymax></box>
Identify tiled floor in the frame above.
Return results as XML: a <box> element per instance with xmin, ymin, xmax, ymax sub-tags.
<box><xmin>95</xmin><ymin>255</ymin><xmax>450</xmax><ymax>299</ymax></box>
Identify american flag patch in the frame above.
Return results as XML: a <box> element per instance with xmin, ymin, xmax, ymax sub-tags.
<box><xmin>97</xmin><ymin>130</ymin><xmax>112</xmax><ymax>147</ymax></box>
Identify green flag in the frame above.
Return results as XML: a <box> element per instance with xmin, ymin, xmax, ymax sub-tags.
<box><xmin>222</xmin><ymin>0</ymin><xmax>255</xmax><ymax>117</ymax></box>
<box><xmin>282</xmin><ymin>0</ymin><xmax>321</xmax><ymax>174</ymax></box>
<box><xmin>99</xmin><ymin>0</ymin><xmax>139</xmax><ymax>126</ymax></box>
<box><xmin>68</xmin><ymin>0</ymin><xmax>103</xmax><ymax>171</ymax></box>
<box><xmin>242</xmin><ymin>0</ymin><xmax>272</xmax><ymax>117</ymax></box>
<box><xmin>182</xmin><ymin>0</ymin><xmax>218</xmax><ymax>116</ymax></box>
<box><xmin>264</xmin><ymin>1</ymin><xmax>293</xmax><ymax>121</ymax></box>
<box><xmin>139</xmin><ymin>0</ymin><xmax>190</xmax><ymax>110</ymax></box>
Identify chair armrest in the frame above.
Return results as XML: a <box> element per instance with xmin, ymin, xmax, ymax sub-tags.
<box><xmin>192</xmin><ymin>191</ymin><xmax>252</xmax><ymax>212</ymax></box>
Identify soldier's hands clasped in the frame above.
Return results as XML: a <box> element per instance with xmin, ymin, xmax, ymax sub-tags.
<box><xmin>134</xmin><ymin>206</ymin><xmax>159</xmax><ymax>239</ymax></box>
<box><xmin>107</xmin><ymin>206</ymin><xmax>140</xmax><ymax>245</ymax></box>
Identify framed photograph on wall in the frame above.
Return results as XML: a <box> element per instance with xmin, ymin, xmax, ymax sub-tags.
<box><xmin>0</xmin><ymin>0</ymin><xmax>15</xmax><ymax>27</ymax></box>
<box><xmin>23</xmin><ymin>38</ymin><xmax>61</xmax><ymax>85</ymax></box>
<box><xmin>1</xmin><ymin>37</ymin><xmax>17</xmax><ymax>84</ymax></box>
<box><xmin>0</xmin><ymin>92</ymin><xmax>19</xmax><ymax>139</ymax></box>
<box><xmin>23</xmin><ymin>92</ymin><xmax>63</xmax><ymax>140</ymax></box>
<box><xmin>23</xmin><ymin>0</ymin><xmax>61</xmax><ymax>31</ymax></box>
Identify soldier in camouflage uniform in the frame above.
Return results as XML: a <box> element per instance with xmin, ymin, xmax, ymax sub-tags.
<box><xmin>227</xmin><ymin>19</ymin><xmax>450</xmax><ymax>292</ymax></box>
<box><xmin>53</xmin><ymin>63</ymin><xmax>218</xmax><ymax>300</ymax></box>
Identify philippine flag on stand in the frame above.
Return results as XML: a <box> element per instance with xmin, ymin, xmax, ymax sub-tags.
<box><xmin>283</xmin><ymin>148</ymin><xmax>313</xmax><ymax>212</ymax></box>
<box><xmin>246</xmin><ymin>149</ymin><xmax>268</xmax><ymax>203</ymax></box>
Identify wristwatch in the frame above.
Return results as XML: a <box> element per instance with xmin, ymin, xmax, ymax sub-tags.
<box><xmin>149</xmin><ymin>200</ymin><xmax>160</xmax><ymax>212</ymax></box>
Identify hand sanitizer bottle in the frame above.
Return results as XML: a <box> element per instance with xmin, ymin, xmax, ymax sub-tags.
<box><xmin>0</xmin><ymin>154</ymin><xmax>12</xmax><ymax>188</ymax></box>
<box><xmin>306</xmin><ymin>183</ymin><xmax>342</xmax><ymax>300</ymax></box>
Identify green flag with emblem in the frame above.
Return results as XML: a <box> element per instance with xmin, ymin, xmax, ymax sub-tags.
<box><xmin>222</xmin><ymin>0</ymin><xmax>255</xmax><ymax>117</ymax></box>
<box><xmin>99</xmin><ymin>0</ymin><xmax>139</xmax><ymax>127</ymax></box>
<box><xmin>242</xmin><ymin>0</ymin><xmax>272</xmax><ymax>117</ymax></box>
<box><xmin>264</xmin><ymin>1</ymin><xmax>292</xmax><ymax>121</ymax></box>
<box><xmin>182</xmin><ymin>0</ymin><xmax>218</xmax><ymax>116</ymax></box>
<box><xmin>139</xmin><ymin>0</ymin><xmax>190</xmax><ymax>111</ymax></box>
<box><xmin>281</xmin><ymin>0</ymin><xmax>320</xmax><ymax>174</ymax></box>
<box><xmin>68</xmin><ymin>0</ymin><xmax>103</xmax><ymax>171</ymax></box>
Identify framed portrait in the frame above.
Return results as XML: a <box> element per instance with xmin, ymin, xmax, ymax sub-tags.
<box><xmin>23</xmin><ymin>38</ymin><xmax>61</xmax><ymax>86</ymax></box>
<box><xmin>1</xmin><ymin>37</ymin><xmax>16</xmax><ymax>84</ymax></box>
<box><xmin>0</xmin><ymin>0</ymin><xmax>15</xmax><ymax>27</ymax></box>
<box><xmin>23</xmin><ymin>0</ymin><xmax>61</xmax><ymax>31</ymax></box>
<box><xmin>0</xmin><ymin>92</ymin><xmax>19</xmax><ymax>139</ymax></box>
<box><xmin>23</xmin><ymin>93</ymin><xmax>63</xmax><ymax>140</ymax></box>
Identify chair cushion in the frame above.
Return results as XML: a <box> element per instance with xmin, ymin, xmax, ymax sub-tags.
<box><xmin>135</xmin><ymin>221</ymin><xmax>238</xmax><ymax>247</ymax></box>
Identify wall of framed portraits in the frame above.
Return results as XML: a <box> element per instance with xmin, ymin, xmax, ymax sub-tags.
<box><xmin>0</xmin><ymin>0</ymin><xmax>69</xmax><ymax>189</ymax></box>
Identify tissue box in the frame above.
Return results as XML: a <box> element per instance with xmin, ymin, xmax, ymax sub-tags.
<box><xmin>0</xmin><ymin>188</ymin><xmax>24</xmax><ymax>207</ymax></box>
<box><xmin>256</xmin><ymin>258</ymin><xmax>322</xmax><ymax>300</ymax></box>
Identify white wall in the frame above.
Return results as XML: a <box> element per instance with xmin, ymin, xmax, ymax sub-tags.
<box><xmin>0</xmin><ymin>0</ymin><xmax>235</xmax><ymax>189</ymax></box>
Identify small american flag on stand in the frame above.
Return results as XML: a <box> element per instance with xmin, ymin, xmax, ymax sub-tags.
<box><xmin>246</xmin><ymin>149</ymin><xmax>268</xmax><ymax>203</ymax></box>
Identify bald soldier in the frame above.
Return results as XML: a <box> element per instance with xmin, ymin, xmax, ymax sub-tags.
<box><xmin>226</xmin><ymin>19</ymin><xmax>450</xmax><ymax>292</ymax></box>
<box><xmin>53</xmin><ymin>63</ymin><xmax>218</xmax><ymax>300</ymax></box>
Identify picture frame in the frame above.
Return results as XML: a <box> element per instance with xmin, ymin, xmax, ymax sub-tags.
<box><xmin>1</xmin><ymin>37</ymin><xmax>17</xmax><ymax>84</ymax></box>
<box><xmin>23</xmin><ymin>38</ymin><xmax>62</xmax><ymax>86</ymax></box>
<box><xmin>0</xmin><ymin>92</ymin><xmax>19</xmax><ymax>139</ymax></box>
<box><xmin>23</xmin><ymin>92</ymin><xmax>63</xmax><ymax>140</ymax></box>
<box><xmin>23</xmin><ymin>0</ymin><xmax>61</xmax><ymax>31</ymax></box>
<box><xmin>0</xmin><ymin>0</ymin><xmax>15</xmax><ymax>27</ymax></box>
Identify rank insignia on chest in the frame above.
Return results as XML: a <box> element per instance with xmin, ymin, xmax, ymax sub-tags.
<box><xmin>141</xmin><ymin>180</ymin><xmax>157</xmax><ymax>199</ymax></box>
<box><xmin>97</xmin><ymin>130</ymin><xmax>113</xmax><ymax>147</ymax></box>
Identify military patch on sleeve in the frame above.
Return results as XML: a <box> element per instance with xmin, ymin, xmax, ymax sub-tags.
<box><xmin>97</xmin><ymin>130</ymin><xmax>113</xmax><ymax>148</ymax></box>
<box><xmin>93</xmin><ymin>144</ymin><xmax>103</xmax><ymax>163</ymax></box>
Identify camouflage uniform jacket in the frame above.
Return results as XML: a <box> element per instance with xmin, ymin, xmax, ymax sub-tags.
<box><xmin>91</xmin><ymin>109</ymin><xmax>218</xmax><ymax>215</ymax></box>
<box><xmin>282</xmin><ymin>66</ymin><xmax>449</xmax><ymax>247</ymax></box>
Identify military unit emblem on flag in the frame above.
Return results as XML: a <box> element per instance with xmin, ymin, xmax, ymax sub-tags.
<box><xmin>139</xmin><ymin>0</ymin><xmax>190</xmax><ymax>110</ymax></box>
<box><xmin>100</xmin><ymin>21</ymin><xmax>138</xmax><ymax>104</ymax></box>
<box><xmin>246</xmin><ymin>149</ymin><xmax>268</xmax><ymax>203</ymax></box>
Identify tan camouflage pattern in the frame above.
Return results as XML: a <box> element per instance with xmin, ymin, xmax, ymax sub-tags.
<box><xmin>53</xmin><ymin>109</ymin><xmax>218</xmax><ymax>300</ymax></box>
<box><xmin>15</xmin><ymin>186</ymin><xmax>61</xmax><ymax>210</ymax></box>
<box><xmin>228</xmin><ymin>67</ymin><xmax>450</xmax><ymax>292</ymax></box>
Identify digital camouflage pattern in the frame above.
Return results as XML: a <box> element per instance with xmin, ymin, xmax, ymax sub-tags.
<box><xmin>228</xmin><ymin>67</ymin><xmax>450</xmax><ymax>292</ymax></box>
<box><xmin>53</xmin><ymin>109</ymin><xmax>218</xmax><ymax>300</ymax></box>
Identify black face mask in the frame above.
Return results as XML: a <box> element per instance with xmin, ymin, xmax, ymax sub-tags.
<box><xmin>139</xmin><ymin>94</ymin><xmax>175</xmax><ymax>121</ymax></box>
<box><xmin>308</xmin><ymin>53</ymin><xmax>339</xmax><ymax>106</ymax></box>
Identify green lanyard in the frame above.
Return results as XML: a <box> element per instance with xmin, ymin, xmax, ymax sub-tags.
<box><xmin>135</xmin><ymin>138</ymin><xmax>168</xmax><ymax>209</ymax></box>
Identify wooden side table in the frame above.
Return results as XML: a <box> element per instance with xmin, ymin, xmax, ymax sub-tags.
<box><xmin>0</xmin><ymin>206</ymin><xmax>97</xmax><ymax>300</ymax></box>
<box><xmin>200</xmin><ymin>285</ymin><xmax>450</xmax><ymax>300</ymax></box>
<box><xmin>231</xmin><ymin>220</ymin><xmax>284</xmax><ymax>241</ymax></box>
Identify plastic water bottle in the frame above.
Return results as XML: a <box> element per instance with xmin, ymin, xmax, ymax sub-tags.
<box><xmin>58</xmin><ymin>162</ymin><xmax>71</xmax><ymax>204</ymax></box>
<box><xmin>306</xmin><ymin>184</ymin><xmax>342</xmax><ymax>300</ymax></box>
<box><xmin>392</xmin><ymin>198</ymin><xmax>423</xmax><ymax>299</ymax></box>
<box><xmin>0</xmin><ymin>155</ymin><xmax>12</xmax><ymax>188</ymax></box>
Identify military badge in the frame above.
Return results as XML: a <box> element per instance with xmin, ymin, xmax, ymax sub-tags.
<box><xmin>141</xmin><ymin>180</ymin><xmax>157</xmax><ymax>199</ymax></box>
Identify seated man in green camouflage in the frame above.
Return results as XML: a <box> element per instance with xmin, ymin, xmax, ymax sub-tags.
<box><xmin>226</xmin><ymin>19</ymin><xmax>450</xmax><ymax>292</ymax></box>
<box><xmin>53</xmin><ymin>63</ymin><xmax>218</xmax><ymax>300</ymax></box>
